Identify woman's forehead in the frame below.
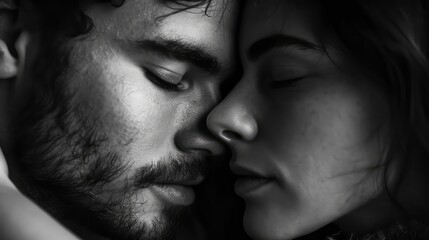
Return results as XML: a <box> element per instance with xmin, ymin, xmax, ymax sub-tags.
<box><xmin>240</xmin><ymin>0</ymin><xmax>324</xmax><ymax>52</ymax></box>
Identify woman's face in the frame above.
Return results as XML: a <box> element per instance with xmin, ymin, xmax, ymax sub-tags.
<box><xmin>208</xmin><ymin>1</ymin><xmax>398</xmax><ymax>239</ymax></box>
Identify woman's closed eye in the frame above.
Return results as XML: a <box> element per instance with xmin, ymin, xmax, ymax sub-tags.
<box><xmin>269</xmin><ymin>67</ymin><xmax>307</xmax><ymax>89</ymax></box>
<box><xmin>270</xmin><ymin>76</ymin><xmax>304</xmax><ymax>88</ymax></box>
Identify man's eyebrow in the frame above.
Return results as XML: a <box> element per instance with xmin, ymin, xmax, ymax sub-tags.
<box><xmin>129</xmin><ymin>38</ymin><xmax>221</xmax><ymax>74</ymax></box>
<box><xmin>247</xmin><ymin>34</ymin><xmax>323</xmax><ymax>61</ymax></box>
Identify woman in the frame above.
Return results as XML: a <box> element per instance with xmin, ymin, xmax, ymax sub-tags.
<box><xmin>207</xmin><ymin>0</ymin><xmax>429</xmax><ymax>239</ymax></box>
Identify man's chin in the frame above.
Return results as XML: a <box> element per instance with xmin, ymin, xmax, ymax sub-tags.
<box><xmin>101</xmin><ymin>202</ymin><xmax>184</xmax><ymax>240</ymax></box>
<box><xmin>64</xmin><ymin>201</ymin><xmax>186</xmax><ymax>240</ymax></box>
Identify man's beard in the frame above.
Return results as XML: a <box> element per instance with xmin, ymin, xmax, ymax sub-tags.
<box><xmin>11</xmin><ymin>39</ymin><xmax>207</xmax><ymax>240</ymax></box>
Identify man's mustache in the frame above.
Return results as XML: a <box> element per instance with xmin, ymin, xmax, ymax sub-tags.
<box><xmin>133</xmin><ymin>152</ymin><xmax>208</xmax><ymax>188</ymax></box>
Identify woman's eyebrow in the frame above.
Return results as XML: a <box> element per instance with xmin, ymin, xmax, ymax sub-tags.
<box><xmin>246</xmin><ymin>34</ymin><xmax>322</xmax><ymax>61</ymax></box>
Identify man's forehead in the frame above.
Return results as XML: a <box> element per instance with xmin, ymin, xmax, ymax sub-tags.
<box><xmin>85</xmin><ymin>0</ymin><xmax>237</xmax><ymax>59</ymax></box>
<box><xmin>86</xmin><ymin>0</ymin><xmax>229</xmax><ymax>35</ymax></box>
<box><xmin>86</xmin><ymin>0</ymin><xmax>159</xmax><ymax>36</ymax></box>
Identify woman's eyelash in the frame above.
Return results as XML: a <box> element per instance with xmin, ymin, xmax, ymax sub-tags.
<box><xmin>141</xmin><ymin>67</ymin><xmax>182</xmax><ymax>92</ymax></box>
<box><xmin>270</xmin><ymin>77</ymin><xmax>303</xmax><ymax>89</ymax></box>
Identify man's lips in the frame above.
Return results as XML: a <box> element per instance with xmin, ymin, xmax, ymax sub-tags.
<box><xmin>133</xmin><ymin>155</ymin><xmax>206</xmax><ymax>205</ymax></box>
<box><xmin>151</xmin><ymin>184</ymin><xmax>196</xmax><ymax>206</ymax></box>
<box><xmin>152</xmin><ymin>174</ymin><xmax>205</xmax><ymax>186</ymax></box>
<box><xmin>149</xmin><ymin>175</ymin><xmax>205</xmax><ymax>206</ymax></box>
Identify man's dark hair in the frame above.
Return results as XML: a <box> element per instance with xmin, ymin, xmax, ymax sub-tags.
<box><xmin>19</xmin><ymin>0</ymin><xmax>215</xmax><ymax>37</ymax></box>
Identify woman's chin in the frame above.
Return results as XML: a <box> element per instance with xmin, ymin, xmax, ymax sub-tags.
<box><xmin>242</xmin><ymin>206</ymin><xmax>324</xmax><ymax>240</ymax></box>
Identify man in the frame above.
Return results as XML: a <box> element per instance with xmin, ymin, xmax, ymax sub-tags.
<box><xmin>0</xmin><ymin>0</ymin><xmax>240</xmax><ymax>239</ymax></box>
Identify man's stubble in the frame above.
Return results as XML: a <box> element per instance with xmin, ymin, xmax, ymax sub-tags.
<box><xmin>11</xmin><ymin>37</ymin><xmax>203</xmax><ymax>240</ymax></box>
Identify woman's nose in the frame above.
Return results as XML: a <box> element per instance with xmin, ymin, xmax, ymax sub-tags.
<box><xmin>207</xmin><ymin>96</ymin><xmax>258</xmax><ymax>143</ymax></box>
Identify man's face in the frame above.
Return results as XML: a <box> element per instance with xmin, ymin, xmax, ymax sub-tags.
<box><xmin>14</xmin><ymin>1</ymin><xmax>238</xmax><ymax>239</ymax></box>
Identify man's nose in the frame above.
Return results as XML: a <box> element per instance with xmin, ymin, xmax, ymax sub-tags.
<box><xmin>174</xmin><ymin>129</ymin><xmax>226</xmax><ymax>156</ymax></box>
<box><xmin>207</xmin><ymin>94</ymin><xmax>258</xmax><ymax>144</ymax></box>
<box><xmin>174</xmin><ymin>85</ymin><xmax>229</xmax><ymax>157</ymax></box>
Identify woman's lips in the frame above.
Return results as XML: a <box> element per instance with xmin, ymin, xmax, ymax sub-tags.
<box><xmin>230</xmin><ymin>163</ymin><xmax>274</xmax><ymax>196</ymax></box>
<box><xmin>235</xmin><ymin>177</ymin><xmax>273</xmax><ymax>197</ymax></box>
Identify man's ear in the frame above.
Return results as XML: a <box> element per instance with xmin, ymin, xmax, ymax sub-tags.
<box><xmin>0</xmin><ymin>39</ymin><xmax>17</xmax><ymax>79</ymax></box>
<box><xmin>0</xmin><ymin>0</ymin><xmax>19</xmax><ymax>79</ymax></box>
<box><xmin>0</xmin><ymin>0</ymin><xmax>20</xmax><ymax>149</ymax></box>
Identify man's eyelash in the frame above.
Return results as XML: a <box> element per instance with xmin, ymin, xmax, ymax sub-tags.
<box><xmin>141</xmin><ymin>67</ymin><xmax>182</xmax><ymax>92</ymax></box>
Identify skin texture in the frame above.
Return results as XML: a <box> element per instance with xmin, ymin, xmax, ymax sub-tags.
<box><xmin>207</xmin><ymin>1</ymin><xmax>402</xmax><ymax>239</ymax></box>
<box><xmin>9</xmin><ymin>1</ymin><xmax>239</xmax><ymax>239</ymax></box>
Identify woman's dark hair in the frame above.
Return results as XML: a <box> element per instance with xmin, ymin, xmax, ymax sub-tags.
<box><xmin>321</xmin><ymin>0</ymin><xmax>429</xmax><ymax>226</ymax></box>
